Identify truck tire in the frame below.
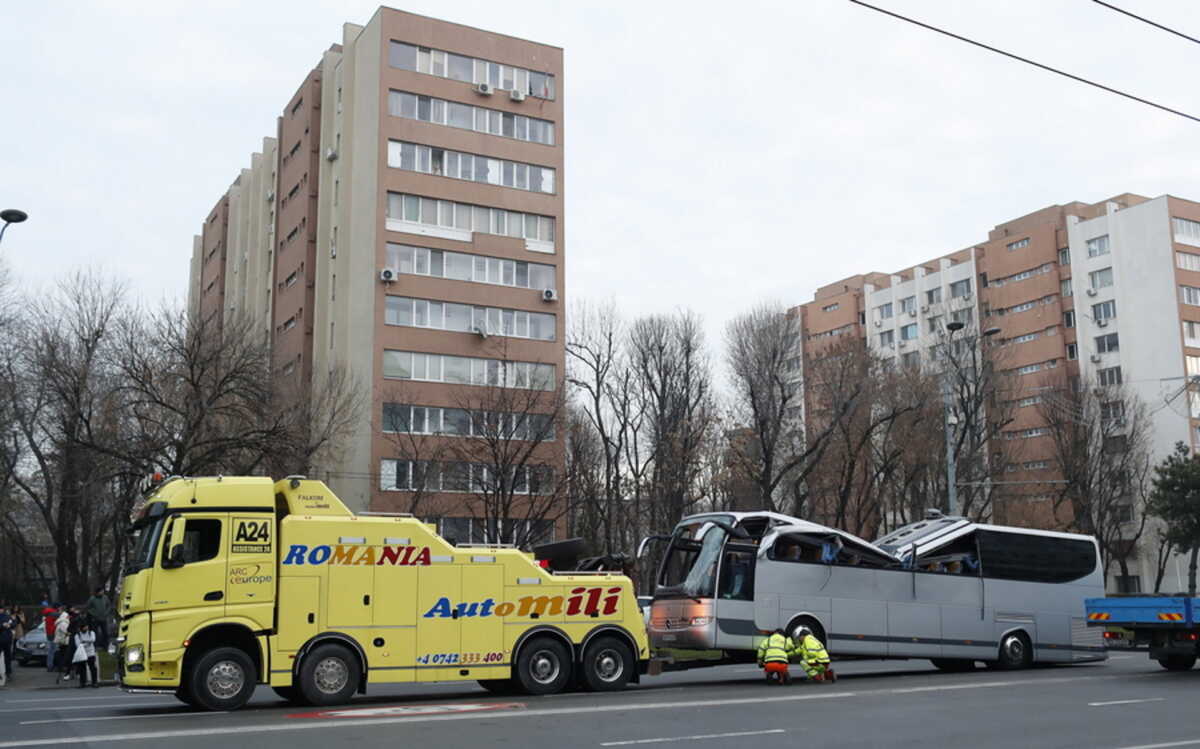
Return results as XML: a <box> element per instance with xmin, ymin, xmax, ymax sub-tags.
<box><xmin>298</xmin><ymin>643</ymin><xmax>360</xmax><ymax>706</ymax></box>
<box><xmin>187</xmin><ymin>647</ymin><xmax>257</xmax><ymax>711</ymax></box>
<box><xmin>992</xmin><ymin>632</ymin><xmax>1032</xmax><ymax>670</ymax></box>
<box><xmin>514</xmin><ymin>636</ymin><xmax>572</xmax><ymax>695</ymax></box>
<box><xmin>580</xmin><ymin>636</ymin><xmax>634</xmax><ymax>692</ymax></box>
<box><xmin>477</xmin><ymin>678</ymin><xmax>519</xmax><ymax>695</ymax></box>
<box><xmin>930</xmin><ymin>658</ymin><xmax>976</xmax><ymax>672</ymax></box>
<box><xmin>174</xmin><ymin>686</ymin><xmax>199</xmax><ymax>708</ymax></box>
<box><xmin>1157</xmin><ymin>654</ymin><xmax>1197</xmax><ymax>671</ymax></box>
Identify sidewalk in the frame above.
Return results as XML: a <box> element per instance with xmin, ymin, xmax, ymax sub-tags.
<box><xmin>0</xmin><ymin>662</ymin><xmax>116</xmax><ymax>692</ymax></box>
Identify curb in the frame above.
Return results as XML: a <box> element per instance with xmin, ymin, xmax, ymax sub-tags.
<box><xmin>33</xmin><ymin>680</ymin><xmax>118</xmax><ymax>690</ymax></box>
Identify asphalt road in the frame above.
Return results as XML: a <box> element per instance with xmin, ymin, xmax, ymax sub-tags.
<box><xmin>1</xmin><ymin>653</ymin><xmax>1198</xmax><ymax>749</ymax></box>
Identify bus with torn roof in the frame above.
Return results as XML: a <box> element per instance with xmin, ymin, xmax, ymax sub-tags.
<box><xmin>640</xmin><ymin>510</ymin><xmax>1105</xmax><ymax>671</ymax></box>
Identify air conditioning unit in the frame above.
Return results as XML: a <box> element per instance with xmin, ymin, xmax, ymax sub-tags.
<box><xmin>1086</xmin><ymin>288</ymin><xmax>1098</xmax><ymax>297</ymax></box>
<box><xmin>474</xmin><ymin>82</ymin><xmax>494</xmax><ymax>96</ymax></box>
<box><xmin>908</xmin><ymin>309</ymin><xmax>917</xmax><ymax>318</ymax></box>
<box><xmin>920</xmin><ymin>305</ymin><xmax>930</xmax><ymax>313</ymax></box>
<box><xmin>266</xmin><ymin>190</ymin><xmax>275</xmax><ymax>202</ymax></box>
<box><xmin>874</xmin><ymin>320</ymin><xmax>882</xmax><ymax>328</ymax></box>
<box><xmin>379</xmin><ymin>268</ymin><xmax>396</xmax><ymax>283</ymax></box>
<box><xmin>325</xmin><ymin>147</ymin><xmax>339</xmax><ymax>162</ymax></box>
<box><xmin>962</xmin><ymin>293</ymin><xmax>973</xmax><ymax>301</ymax></box>
<box><xmin>1096</xmin><ymin>319</ymin><xmax>1108</xmax><ymax>328</ymax></box>
<box><xmin>898</xmin><ymin>340</ymin><xmax>908</xmax><ymax>348</ymax></box>
<box><xmin>1089</xmin><ymin>354</ymin><xmax>1102</xmax><ymax>363</ymax></box>
<box><xmin>542</xmin><ymin>288</ymin><xmax>558</xmax><ymax>302</ymax></box>
<box><xmin>509</xmin><ymin>89</ymin><xmax>526</xmax><ymax>102</ymax></box>
<box><xmin>472</xmin><ymin>325</ymin><xmax>489</xmax><ymax>340</ymax></box>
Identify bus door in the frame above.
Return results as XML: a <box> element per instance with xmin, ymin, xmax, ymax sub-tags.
<box><xmin>712</xmin><ymin>541</ymin><xmax>759</xmax><ymax>649</ymax></box>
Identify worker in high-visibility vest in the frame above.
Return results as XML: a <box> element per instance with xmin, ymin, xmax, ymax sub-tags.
<box><xmin>756</xmin><ymin>628</ymin><xmax>797</xmax><ymax>685</ymax></box>
<box><xmin>794</xmin><ymin>625</ymin><xmax>836</xmax><ymax>682</ymax></box>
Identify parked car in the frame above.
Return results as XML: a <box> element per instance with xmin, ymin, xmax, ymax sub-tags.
<box><xmin>15</xmin><ymin>622</ymin><xmax>48</xmax><ymax>666</ymax></box>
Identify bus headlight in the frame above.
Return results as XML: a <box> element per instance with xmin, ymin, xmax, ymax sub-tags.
<box><xmin>690</xmin><ymin>617</ymin><xmax>711</xmax><ymax>626</ymax></box>
<box><xmin>125</xmin><ymin>645</ymin><xmax>144</xmax><ymax>665</ymax></box>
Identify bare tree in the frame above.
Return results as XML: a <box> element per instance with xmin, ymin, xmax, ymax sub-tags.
<box><xmin>1039</xmin><ymin>376</ymin><xmax>1153</xmax><ymax>583</ymax></box>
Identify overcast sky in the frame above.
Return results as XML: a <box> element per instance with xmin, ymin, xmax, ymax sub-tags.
<box><xmin>3</xmin><ymin>0</ymin><xmax>1199</xmax><ymax>355</ymax></box>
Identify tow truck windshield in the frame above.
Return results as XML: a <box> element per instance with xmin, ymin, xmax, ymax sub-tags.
<box><xmin>126</xmin><ymin>515</ymin><xmax>165</xmax><ymax>575</ymax></box>
<box><xmin>657</xmin><ymin>515</ymin><xmax>733</xmax><ymax>599</ymax></box>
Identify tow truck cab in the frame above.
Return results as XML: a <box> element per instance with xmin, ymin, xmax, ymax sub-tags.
<box><xmin>119</xmin><ymin>476</ymin><xmax>648</xmax><ymax>710</ymax></box>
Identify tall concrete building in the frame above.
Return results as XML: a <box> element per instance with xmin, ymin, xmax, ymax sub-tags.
<box><xmin>187</xmin><ymin>9</ymin><xmax>565</xmax><ymax>542</ymax></box>
<box><xmin>792</xmin><ymin>193</ymin><xmax>1200</xmax><ymax>593</ymax></box>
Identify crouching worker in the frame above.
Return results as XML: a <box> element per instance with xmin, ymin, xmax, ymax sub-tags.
<box><xmin>794</xmin><ymin>625</ymin><xmax>836</xmax><ymax>682</ymax></box>
<box><xmin>756</xmin><ymin>628</ymin><xmax>796</xmax><ymax>685</ymax></box>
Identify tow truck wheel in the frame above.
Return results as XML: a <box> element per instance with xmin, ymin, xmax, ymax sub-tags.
<box><xmin>188</xmin><ymin>647</ymin><xmax>256</xmax><ymax>711</ymax></box>
<box><xmin>1157</xmin><ymin>655</ymin><xmax>1197</xmax><ymax>671</ymax></box>
<box><xmin>477</xmin><ymin>678</ymin><xmax>519</xmax><ymax>695</ymax></box>
<box><xmin>298</xmin><ymin>643</ymin><xmax>360</xmax><ymax>706</ymax></box>
<box><xmin>514</xmin><ymin>637</ymin><xmax>572</xmax><ymax>695</ymax></box>
<box><xmin>174</xmin><ymin>686</ymin><xmax>199</xmax><ymax>708</ymax></box>
<box><xmin>580</xmin><ymin>636</ymin><xmax>634</xmax><ymax>692</ymax></box>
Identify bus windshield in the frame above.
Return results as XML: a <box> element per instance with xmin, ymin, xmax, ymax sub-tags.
<box><xmin>657</xmin><ymin>516</ymin><xmax>732</xmax><ymax>599</ymax></box>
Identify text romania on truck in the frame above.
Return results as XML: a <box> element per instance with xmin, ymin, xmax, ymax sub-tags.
<box><xmin>117</xmin><ymin>476</ymin><xmax>647</xmax><ymax>710</ymax></box>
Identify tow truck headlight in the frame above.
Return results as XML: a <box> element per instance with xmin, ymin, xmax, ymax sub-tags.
<box><xmin>690</xmin><ymin>616</ymin><xmax>711</xmax><ymax>626</ymax></box>
<box><xmin>125</xmin><ymin>645</ymin><xmax>144</xmax><ymax>665</ymax></box>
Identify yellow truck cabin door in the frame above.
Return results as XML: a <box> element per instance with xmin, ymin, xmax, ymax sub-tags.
<box><xmin>148</xmin><ymin>513</ymin><xmax>229</xmax><ymax>659</ymax></box>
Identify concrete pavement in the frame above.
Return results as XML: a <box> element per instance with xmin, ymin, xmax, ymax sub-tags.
<box><xmin>0</xmin><ymin>654</ymin><xmax>1197</xmax><ymax>748</ymax></box>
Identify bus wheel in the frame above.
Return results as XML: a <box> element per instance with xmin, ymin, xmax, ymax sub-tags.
<box><xmin>477</xmin><ymin>678</ymin><xmax>519</xmax><ymax>695</ymax></box>
<box><xmin>994</xmin><ymin>632</ymin><xmax>1032</xmax><ymax>670</ymax></box>
<box><xmin>930</xmin><ymin>658</ymin><xmax>975</xmax><ymax>672</ymax></box>
<box><xmin>581</xmin><ymin>636</ymin><xmax>634</xmax><ymax>692</ymax></box>
<box><xmin>188</xmin><ymin>647</ymin><xmax>256</xmax><ymax>711</ymax></box>
<box><xmin>298</xmin><ymin>643</ymin><xmax>361</xmax><ymax>706</ymax></box>
<box><xmin>1157</xmin><ymin>655</ymin><xmax>1196</xmax><ymax>671</ymax></box>
<box><xmin>515</xmin><ymin>637</ymin><xmax>572</xmax><ymax>695</ymax></box>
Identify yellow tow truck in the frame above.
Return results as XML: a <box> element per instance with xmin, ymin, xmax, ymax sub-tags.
<box><xmin>117</xmin><ymin>475</ymin><xmax>647</xmax><ymax>710</ymax></box>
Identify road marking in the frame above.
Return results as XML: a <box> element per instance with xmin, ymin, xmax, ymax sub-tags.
<box><xmin>22</xmin><ymin>711</ymin><xmax>229</xmax><ymax>726</ymax></box>
<box><xmin>1116</xmin><ymin>740</ymin><xmax>1200</xmax><ymax>749</ymax></box>
<box><xmin>290</xmin><ymin>702</ymin><xmax>523</xmax><ymax>719</ymax></box>
<box><xmin>601</xmin><ymin>729</ymin><xmax>785</xmax><ymax>746</ymax></box>
<box><xmin>0</xmin><ymin>691</ymin><xmax>855</xmax><ymax>747</ymax></box>
<box><xmin>1090</xmin><ymin>697</ymin><xmax>1167</xmax><ymax>707</ymax></box>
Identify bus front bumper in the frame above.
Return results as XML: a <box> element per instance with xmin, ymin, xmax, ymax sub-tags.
<box><xmin>647</xmin><ymin>599</ymin><xmax>718</xmax><ymax>649</ymax></box>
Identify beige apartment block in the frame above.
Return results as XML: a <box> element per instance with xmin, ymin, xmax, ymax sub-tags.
<box><xmin>186</xmin><ymin>8</ymin><xmax>565</xmax><ymax>542</ymax></box>
<box><xmin>793</xmin><ymin>194</ymin><xmax>1200</xmax><ymax>593</ymax></box>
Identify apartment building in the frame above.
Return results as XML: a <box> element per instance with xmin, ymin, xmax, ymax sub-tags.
<box><xmin>792</xmin><ymin>193</ymin><xmax>1200</xmax><ymax>593</ymax></box>
<box><xmin>187</xmin><ymin>9</ymin><xmax>565</xmax><ymax>542</ymax></box>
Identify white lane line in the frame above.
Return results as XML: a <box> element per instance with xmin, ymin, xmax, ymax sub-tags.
<box><xmin>0</xmin><ymin>692</ymin><xmax>855</xmax><ymax>747</ymax></box>
<box><xmin>22</xmin><ymin>712</ymin><xmax>229</xmax><ymax>726</ymax></box>
<box><xmin>1116</xmin><ymin>740</ymin><xmax>1200</xmax><ymax>749</ymax></box>
<box><xmin>1089</xmin><ymin>697</ymin><xmax>1167</xmax><ymax>707</ymax></box>
<box><xmin>601</xmin><ymin>729</ymin><xmax>785</xmax><ymax>746</ymax></box>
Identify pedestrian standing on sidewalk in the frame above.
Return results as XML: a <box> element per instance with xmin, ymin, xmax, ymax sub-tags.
<box><xmin>41</xmin><ymin>602</ymin><xmax>59</xmax><ymax>672</ymax></box>
<box><xmin>54</xmin><ymin>606</ymin><xmax>72</xmax><ymax>682</ymax></box>
<box><xmin>86</xmin><ymin>587</ymin><xmax>112</xmax><ymax>650</ymax></box>
<box><xmin>0</xmin><ymin>607</ymin><xmax>14</xmax><ymax>681</ymax></box>
<box><xmin>72</xmin><ymin>621</ymin><xmax>98</xmax><ymax>688</ymax></box>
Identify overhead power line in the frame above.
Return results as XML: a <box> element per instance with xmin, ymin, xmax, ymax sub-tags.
<box><xmin>847</xmin><ymin>0</ymin><xmax>1200</xmax><ymax>124</ymax></box>
<box><xmin>1092</xmin><ymin>0</ymin><xmax>1200</xmax><ymax>47</ymax></box>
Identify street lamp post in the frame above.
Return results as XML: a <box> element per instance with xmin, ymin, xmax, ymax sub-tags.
<box><xmin>942</xmin><ymin>322</ymin><xmax>1001</xmax><ymax>517</ymax></box>
<box><xmin>0</xmin><ymin>209</ymin><xmax>28</xmax><ymax>245</ymax></box>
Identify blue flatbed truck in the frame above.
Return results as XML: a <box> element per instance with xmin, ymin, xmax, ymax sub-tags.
<box><xmin>1085</xmin><ymin>596</ymin><xmax>1200</xmax><ymax>671</ymax></box>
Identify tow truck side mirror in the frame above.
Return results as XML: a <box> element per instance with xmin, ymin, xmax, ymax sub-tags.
<box><xmin>164</xmin><ymin>545</ymin><xmax>186</xmax><ymax>569</ymax></box>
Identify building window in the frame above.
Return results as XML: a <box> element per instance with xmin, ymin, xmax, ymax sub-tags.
<box><xmin>822</xmin><ymin>302</ymin><xmax>839</xmax><ymax>312</ymax></box>
<box><xmin>1173</xmin><ymin>217</ymin><xmax>1200</xmax><ymax>247</ymax></box>
<box><xmin>951</xmin><ymin>308</ymin><xmax>973</xmax><ymax>326</ymax></box>
<box><xmin>1095</xmin><ymin>333</ymin><xmax>1120</xmax><ymax>354</ymax></box>
<box><xmin>388</xmin><ymin>90</ymin><xmax>555</xmax><ymax>146</ymax></box>
<box><xmin>1182</xmin><ymin>286</ymin><xmax>1200</xmax><ymax>306</ymax></box>
<box><xmin>879</xmin><ymin>330</ymin><xmax>895</xmax><ymax>347</ymax></box>
<box><xmin>389</xmin><ymin>41</ymin><xmax>555</xmax><ymax>100</ymax></box>
<box><xmin>899</xmin><ymin>296</ymin><xmax>916</xmax><ymax>315</ymax></box>
<box><xmin>1060</xmin><ymin>279</ymin><xmax>1073</xmax><ymax>298</ymax></box>
<box><xmin>381</xmin><ymin>460</ymin><xmax>555</xmax><ymax>496</ymax></box>
<box><xmin>1065</xmin><ymin>310</ymin><xmax>1076</xmax><ymax>328</ymax></box>
<box><xmin>1017</xmin><ymin>395</ymin><xmax>1043</xmax><ymax>408</ymax></box>
<box><xmin>1100</xmin><ymin>401</ymin><xmax>1125</xmax><ymax>423</ymax></box>
<box><xmin>382</xmin><ymin>350</ymin><xmax>556</xmax><ymax>391</ymax></box>
<box><xmin>1067</xmin><ymin>343</ymin><xmax>1077</xmax><ymax>361</ymax></box>
<box><xmin>1177</xmin><ymin>252</ymin><xmax>1200</xmax><ymax>272</ymax></box>
<box><xmin>1007</xmin><ymin>238</ymin><xmax>1030</xmax><ymax>251</ymax></box>
<box><xmin>950</xmin><ymin>279</ymin><xmax>972</xmax><ymax>298</ymax></box>
<box><xmin>1092</xmin><ymin>300</ymin><xmax>1117</xmax><ymax>321</ymax></box>
<box><xmin>1011</xmin><ymin>332</ymin><xmax>1037</xmax><ymax>344</ymax></box>
<box><xmin>1115</xmin><ymin>505</ymin><xmax>1134</xmax><ymax>523</ymax></box>
<box><xmin>877</xmin><ymin>303</ymin><xmax>894</xmax><ymax>320</ymax></box>
<box><xmin>1188</xmin><ymin>356</ymin><xmax>1200</xmax><ymax>377</ymax></box>
<box><xmin>387</xmin><ymin>243</ymin><xmax>556</xmax><ymax>292</ymax></box>
<box><xmin>900</xmin><ymin>351</ymin><xmax>920</xmax><ymax>369</ymax></box>
<box><xmin>927</xmin><ymin>315</ymin><xmax>942</xmax><ymax>334</ymax></box>
<box><xmin>1089</xmin><ymin>267</ymin><xmax>1114</xmax><ymax>290</ymax></box>
<box><xmin>926</xmin><ymin>287</ymin><xmax>942</xmax><ymax>305</ymax></box>
<box><xmin>388</xmin><ymin>140</ymin><xmax>555</xmax><ymax>194</ymax></box>
<box><xmin>383</xmin><ymin>403</ymin><xmax>554</xmax><ymax>441</ymax></box>
<box><xmin>1058</xmin><ymin>248</ymin><xmax>1071</xmax><ymax>266</ymax></box>
<box><xmin>900</xmin><ymin>323</ymin><xmax>918</xmax><ymax>341</ymax></box>
<box><xmin>1086</xmin><ymin>235</ymin><xmax>1111</xmax><ymax>258</ymax></box>
<box><xmin>385</xmin><ymin>296</ymin><xmax>556</xmax><ymax>341</ymax></box>
<box><xmin>1184</xmin><ymin>320</ymin><xmax>1200</xmax><ymax>347</ymax></box>
<box><xmin>386</xmin><ymin>192</ymin><xmax>554</xmax><ymax>243</ymax></box>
